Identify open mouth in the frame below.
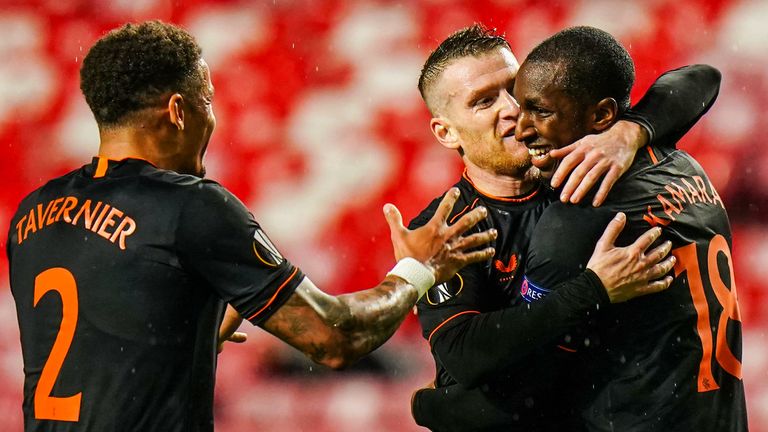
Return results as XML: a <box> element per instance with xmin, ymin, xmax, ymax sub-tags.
<box><xmin>528</xmin><ymin>146</ymin><xmax>551</xmax><ymax>159</ymax></box>
<box><xmin>527</xmin><ymin>146</ymin><xmax>555</xmax><ymax>170</ymax></box>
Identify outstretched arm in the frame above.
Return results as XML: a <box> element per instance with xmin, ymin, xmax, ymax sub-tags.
<box><xmin>549</xmin><ymin>64</ymin><xmax>721</xmax><ymax>206</ymax></box>
<box><xmin>262</xmin><ymin>188</ymin><xmax>497</xmax><ymax>369</ymax></box>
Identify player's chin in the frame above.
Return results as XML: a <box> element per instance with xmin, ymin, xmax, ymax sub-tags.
<box><xmin>530</xmin><ymin>151</ymin><xmax>555</xmax><ymax>172</ymax></box>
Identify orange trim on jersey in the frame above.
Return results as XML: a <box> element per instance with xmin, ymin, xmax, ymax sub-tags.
<box><xmin>246</xmin><ymin>267</ymin><xmax>299</xmax><ymax>321</ymax></box>
<box><xmin>645</xmin><ymin>145</ymin><xmax>659</xmax><ymax>165</ymax></box>
<box><xmin>94</xmin><ymin>157</ymin><xmax>109</xmax><ymax>178</ymax></box>
<box><xmin>428</xmin><ymin>310</ymin><xmax>480</xmax><ymax>344</ymax></box>
<box><xmin>448</xmin><ymin>198</ymin><xmax>480</xmax><ymax>225</ymax></box>
<box><xmin>462</xmin><ymin>169</ymin><xmax>540</xmax><ymax>202</ymax></box>
<box><xmin>557</xmin><ymin>345</ymin><xmax>577</xmax><ymax>353</ymax></box>
<box><xmin>94</xmin><ymin>155</ymin><xmax>159</xmax><ymax>168</ymax></box>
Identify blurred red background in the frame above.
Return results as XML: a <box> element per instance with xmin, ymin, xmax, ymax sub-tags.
<box><xmin>0</xmin><ymin>0</ymin><xmax>766</xmax><ymax>430</ymax></box>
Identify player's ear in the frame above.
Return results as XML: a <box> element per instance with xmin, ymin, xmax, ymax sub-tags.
<box><xmin>591</xmin><ymin>97</ymin><xmax>618</xmax><ymax>132</ymax></box>
<box><xmin>168</xmin><ymin>93</ymin><xmax>185</xmax><ymax>131</ymax></box>
<box><xmin>431</xmin><ymin>117</ymin><xmax>460</xmax><ymax>150</ymax></box>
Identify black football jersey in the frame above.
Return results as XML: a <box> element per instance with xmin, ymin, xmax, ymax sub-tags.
<box><xmin>7</xmin><ymin>157</ymin><xmax>304</xmax><ymax>432</ymax></box>
<box><xmin>410</xmin><ymin>172</ymin><xmax>555</xmax><ymax>357</ymax></box>
<box><xmin>525</xmin><ymin>146</ymin><xmax>747</xmax><ymax>431</ymax></box>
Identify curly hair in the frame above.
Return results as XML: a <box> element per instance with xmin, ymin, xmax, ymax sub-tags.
<box><xmin>524</xmin><ymin>26</ymin><xmax>635</xmax><ymax>113</ymax></box>
<box><xmin>418</xmin><ymin>24</ymin><xmax>510</xmax><ymax>114</ymax></box>
<box><xmin>80</xmin><ymin>20</ymin><xmax>204</xmax><ymax>126</ymax></box>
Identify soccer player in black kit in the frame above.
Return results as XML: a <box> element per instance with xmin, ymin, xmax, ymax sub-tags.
<box><xmin>408</xmin><ymin>26</ymin><xmax>731</xmax><ymax>431</ymax></box>
<box><xmin>516</xmin><ymin>27</ymin><xmax>747</xmax><ymax>431</ymax></box>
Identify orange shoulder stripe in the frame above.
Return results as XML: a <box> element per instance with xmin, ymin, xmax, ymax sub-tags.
<box><xmin>646</xmin><ymin>145</ymin><xmax>659</xmax><ymax>165</ymax></box>
<box><xmin>247</xmin><ymin>267</ymin><xmax>299</xmax><ymax>321</ymax></box>
<box><xmin>428</xmin><ymin>310</ymin><xmax>480</xmax><ymax>344</ymax></box>
<box><xmin>94</xmin><ymin>157</ymin><xmax>109</xmax><ymax>178</ymax></box>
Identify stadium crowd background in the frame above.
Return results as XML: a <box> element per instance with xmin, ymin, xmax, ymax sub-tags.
<box><xmin>0</xmin><ymin>0</ymin><xmax>765</xmax><ymax>430</ymax></box>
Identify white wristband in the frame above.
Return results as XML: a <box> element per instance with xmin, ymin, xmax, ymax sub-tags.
<box><xmin>386</xmin><ymin>257</ymin><xmax>436</xmax><ymax>299</ymax></box>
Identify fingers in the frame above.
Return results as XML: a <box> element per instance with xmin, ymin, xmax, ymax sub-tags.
<box><xmin>645</xmin><ymin>240</ymin><xmax>673</xmax><ymax>265</ymax></box>
<box><xmin>432</xmin><ymin>188</ymin><xmax>461</xmax><ymax>225</ymax></box>
<box><xmin>228</xmin><ymin>331</ymin><xmax>248</xmax><ymax>344</ymax></box>
<box><xmin>594</xmin><ymin>212</ymin><xmax>626</xmax><ymax>252</ymax></box>
<box><xmin>383</xmin><ymin>203</ymin><xmax>405</xmax><ymax>235</ymax></box>
<box><xmin>644</xmin><ymin>252</ymin><xmax>676</xmax><ymax>280</ymax></box>
<box><xmin>550</xmin><ymin>142</ymin><xmax>582</xmax><ymax>188</ymax></box>
<box><xmin>592</xmin><ymin>166</ymin><xmax>621</xmax><ymax>207</ymax></box>
<box><xmin>630</xmin><ymin>225</ymin><xmax>663</xmax><ymax>255</ymax></box>
<box><xmin>644</xmin><ymin>275</ymin><xmax>674</xmax><ymax>294</ymax></box>
<box><xmin>446</xmin><ymin>206</ymin><xmax>488</xmax><ymax>238</ymax></box>
<box><xmin>548</xmin><ymin>141</ymin><xmax>577</xmax><ymax>160</ymax></box>
<box><xmin>455</xmin><ymin>247</ymin><xmax>496</xmax><ymax>265</ymax></box>
<box><xmin>560</xmin><ymin>155</ymin><xmax>598</xmax><ymax>203</ymax></box>
<box><xmin>568</xmin><ymin>160</ymin><xmax>612</xmax><ymax>204</ymax></box>
<box><xmin>450</xmin><ymin>229</ymin><xmax>498</xmax><ymax>251</ymax></box>
<box><xmin>217</xmin><ymin>332</ymin><xmax>248</xmax><ymax>354</ymax></box>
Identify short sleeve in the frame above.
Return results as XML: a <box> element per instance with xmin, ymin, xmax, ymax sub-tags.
<box><xmin>176</xmin><ymin>181</ymin><xmax>304</xmax><ymax>326</ymax></box>
<box><xmin>416</xmin><ymin>264</ymin><xmax>489</xmax><ymax>344</ymax></box>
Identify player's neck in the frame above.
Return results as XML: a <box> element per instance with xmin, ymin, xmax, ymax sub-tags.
<box><xmin>97</xmin><ymin>126</ymin><xmax>179</xmax><ymax>170</ymax></box>
<box><xmin>464</xmin><ymin>165</ymin><xmax>538</xmax><ymax>198</ymax></box>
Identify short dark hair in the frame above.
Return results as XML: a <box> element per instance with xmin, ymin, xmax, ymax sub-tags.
<box><xmin>524</xmin><ymin>26</ymin><xmax>634</xmax><ymax>112</ymax></box>
<box><xmin>418</xmin><ymin>24</ymin><xmax>510</xmax><ymax>113</ymax></box>
<box><xmin>80</xmin><ymin>20</ymin><xmax>204</xmax><ymax>126</ymax></box>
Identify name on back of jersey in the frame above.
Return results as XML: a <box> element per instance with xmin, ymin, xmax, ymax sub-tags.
<box><xmin>13</xmin><ymin>196</ymin><xmax>137</xmax><ymax>250</ymax></box>
<box><xmin>643</xmin><ymin>174</ymin><xmax>724</xmax><ymax>227</ymax></box>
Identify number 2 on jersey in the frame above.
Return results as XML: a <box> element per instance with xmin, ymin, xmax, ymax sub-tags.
<box><xmin>673</xmin><ymin>234</ymin><xmax>742</xmax><ymax>392</ymax></box>
<box><xmin>33</xmin><ymin>268</ymin><xmax>81</xmax><ymax>421</ymax></box>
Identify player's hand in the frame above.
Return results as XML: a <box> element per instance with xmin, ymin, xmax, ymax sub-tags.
<box><xmin>550</xmin><ymin>120</ymin><xmax>648</xmax><ymax>207</ymax></box>
<box><xmin>217</xmin><ymin>305</ymin><xmax>247</xmax><ymax>353</ymax></box>
<box><xmin>587</xmin><ymin>212</ymin><xmax>676</xmax><ymax>303</ymax></box>
<box><xmin>384</xmin><ymin>187</ymin><xmax>496</xmax><ymax>284</ymax></box>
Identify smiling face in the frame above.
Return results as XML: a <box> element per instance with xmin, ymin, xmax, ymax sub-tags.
<box><xmin>513</xmin><ymin>61</ymin><xmax>594</xmax><ymax>171</ymax></box>
<box><xmin>430</xmin><ymin>48</ymin><xmax>531</xmax><ymax>178</ymax></box>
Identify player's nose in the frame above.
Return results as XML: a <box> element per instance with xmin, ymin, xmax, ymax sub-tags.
<box><xmin>499</xmin><ymin>90</ymin><xmax>520</xmax><ymax>120</ymax></box>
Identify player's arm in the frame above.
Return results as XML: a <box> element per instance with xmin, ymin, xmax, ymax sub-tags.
<box><xmin>428</xmin><ymin>213</ymin><xmax>674</xmax><ymax>387</ymax></box>
<box><xmin>622</xmin><ymin>64</ymin><xmax>721</xmax><ymax>149</ymax></box>
<box><xmin>412</xmin><ymin>382</ymin><xmax>521</xmax><ymax>432</ymax></box>
<box><xmin>550</xmin><ymin>64</ymin><xmax>722</xmax><ymax>206</ymax></box>
<box><xmin>261</xmin><ymin>188</ymin><xmax>496</xmax><ymax>369</ymax></box>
